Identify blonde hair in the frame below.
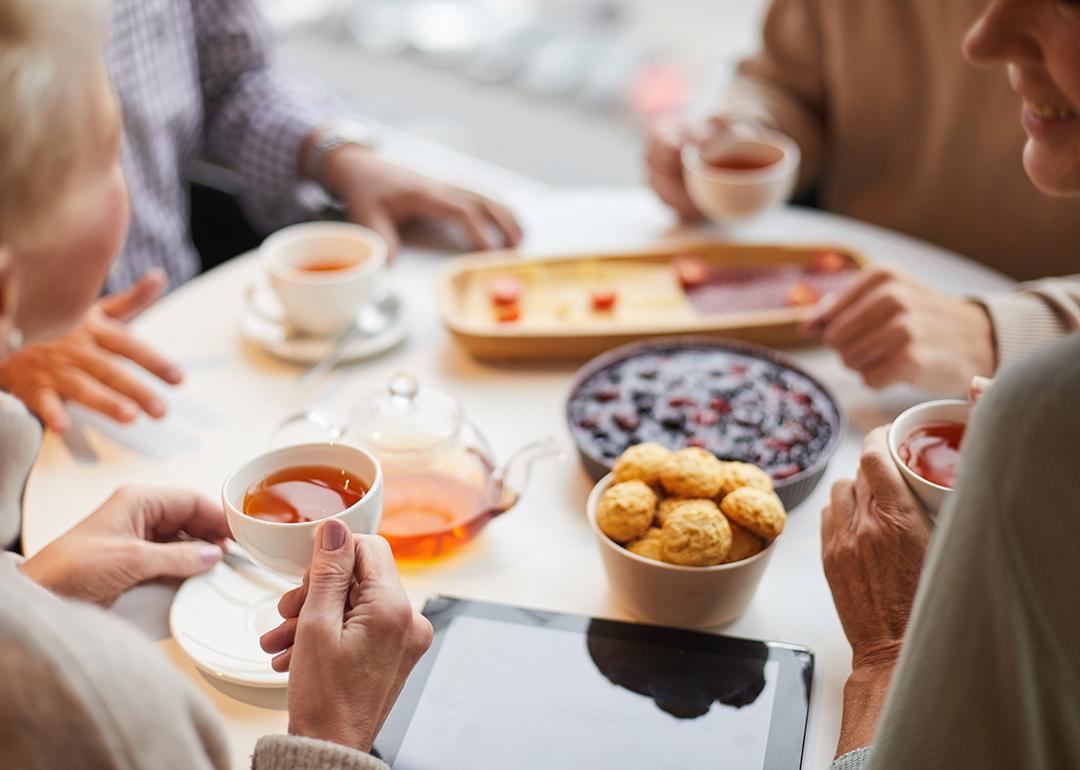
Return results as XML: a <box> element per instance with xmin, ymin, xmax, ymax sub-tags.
<box><xmin>0</xmin><ymin>0</ymin><xmax>106</xmax><ymax>248</ymax></box>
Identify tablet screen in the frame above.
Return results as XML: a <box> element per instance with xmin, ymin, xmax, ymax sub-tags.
<box><xmin>376</xmin><ymin>598</ymin><xmax>812</xmax><ymax>770</ymax></box>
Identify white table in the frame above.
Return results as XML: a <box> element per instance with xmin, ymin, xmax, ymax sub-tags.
<box><xmin>22</xmin><ymin>187</ymin><xmax>1011</xmax><ymax>770</ymax></box>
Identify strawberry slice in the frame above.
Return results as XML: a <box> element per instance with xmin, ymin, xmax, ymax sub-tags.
<box><xmin>786</xmin><ymin>281</ymin><xmax>821</xmax><ymax>307</ymax></box>
<box><xmin>489</xmin><ymin>276</ymin><xmax>525</xmax><ymax>307</ymax></box>
<box><xmin>809</xmin><ymin>250</ymin><xmax>848</xmax><ymax>274</ymax></box>
<box><xmin>673</xmin><ymin>255</ymin><xmax>709</xmax><ymax>288</ymax></box>
<box><xmin>495</xmin><ymin>305</ymin><xmax>521</xmax><ymax>323</ymax></box>
<box><xmin>591</xmin><ymin>288</ymin><xmax>618</xmax><ymax>312</ymax></box>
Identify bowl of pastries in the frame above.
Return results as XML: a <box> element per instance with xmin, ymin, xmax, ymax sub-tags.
<box><xmin>587</xmin><ymin>443</ymin><xmax>787</xmax><ymax>628</ymax></box>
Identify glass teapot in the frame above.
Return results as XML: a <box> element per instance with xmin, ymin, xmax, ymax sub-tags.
<box><xmin>284</xmin><ymin>373</ymin><xmax>560</xmax><ymax>560</ymax></box>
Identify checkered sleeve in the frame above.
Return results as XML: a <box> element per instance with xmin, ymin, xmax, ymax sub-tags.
<box><xmin>194</xmin><ymin>0</ymin><xmax>335</xmax><ymax>233</ymax></box>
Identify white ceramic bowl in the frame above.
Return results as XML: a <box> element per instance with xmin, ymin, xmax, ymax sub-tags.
<box><xmin>587</xmin><ymin>475</ymin><xmax>776</xmax><ymax>628</ymax></box>
<box><xmin>223</xmin><ymin>442</ymin><xmax>383</xmax><ymax>577</ymax></box>
<box><xmin>887</xmin><ymin>399</ymin><xmax>970</xmax><ymax>516</ymax></box>
<box><xmin>263</xmin><ymin>221</ymin><xmax>388</xmax><ymax>336</ymax></box>
<box><xmin>681</xmin><ymin>131</ymin><xmax>801</xmax><ymax>222</ymax></box>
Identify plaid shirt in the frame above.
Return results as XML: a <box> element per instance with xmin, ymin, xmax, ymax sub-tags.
<box><xmin>107</xmin><ymin>0</ymin><xmax>333</xmax><ymax>291</ymax></box>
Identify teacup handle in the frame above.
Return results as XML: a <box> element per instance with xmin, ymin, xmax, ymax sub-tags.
<box><xmin>271</xmin><ymin>408</ymin><xmax>347</xmax><ymax>447</ymax></box>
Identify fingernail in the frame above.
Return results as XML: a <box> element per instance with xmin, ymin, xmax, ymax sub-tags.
<box><xmin>148</xmin><ymin>399</ymin><xmax>166</xmax><ymax>418</ymax></box>
<box><xmin>322</xmin><ymin>519</ymin><xmax>347</xmax><ymax>551</ymax></box>
<box><xmin>164</xmin><ymin>366</ymin><xmax>183</xmax><ymax>383</ymax></box>
<box><xmin>200</xmin><ymin>544</ymin><xmax>223</xmax><ymax>564</ymax></box>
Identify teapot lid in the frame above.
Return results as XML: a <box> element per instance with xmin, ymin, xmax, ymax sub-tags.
<box><xmin>350</xmin><ymin>372</ymin><xmax>463</xmax><ymax>453</ymax></box>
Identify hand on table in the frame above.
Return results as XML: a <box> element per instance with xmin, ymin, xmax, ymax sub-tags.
<box><xmin>821</xmin><ymin>427</ymin><xmax>934</xmax><ymax>755</ymax></box>
<box><xmin>259</xmin><ymin>520</ymin><xmax>432</xmax><ymax>753</ymax></box>
<box><xmin>802</xmin><ymin>267</ymin><xmax>996</xmax><ymax>394</ymax></box>
<box><xmin>19</xmin><ymin>487</ymin><xmax>228</xmax><ymax>607</ymax></box>
<box><xmin>324</xmin><ymin>146</ymin><xmax>523</xmax><ymax>256</ymax></box>
<box><xmin>0</xmin><ymin>270</ymin><xmax>182</xmax><ymax>433</ymax></box>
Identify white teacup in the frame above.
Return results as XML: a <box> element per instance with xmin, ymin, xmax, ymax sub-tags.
<box><xmin>681</xmin><ymin>130</ymin><xmax>801</xmax><ymax>222</ymax></box>
<box><xmin>223</xmin><ymin>442</ymin><xmax>384</xmax><ymax>577</ymax></box>
<box><xmin>263</xmin><ymin>222</ymin><xmax>388</xmax><ymax>336</ymax></box>
<box><xmin>887</xmin><ymin>399</ymin><xmax>970</xmax><ymax>517</ymax></box>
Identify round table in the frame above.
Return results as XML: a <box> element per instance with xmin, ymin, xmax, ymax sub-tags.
<box><xmin>22</xmin><ymin>187</ymin><xmax>1012</xmax><ymax>770</ymax></box>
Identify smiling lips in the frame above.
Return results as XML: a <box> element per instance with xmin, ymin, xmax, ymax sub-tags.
<box><xmin>1024</xmin><ymin>100</ymin><xmax>1079</xmax><ymax>121</ymax></box>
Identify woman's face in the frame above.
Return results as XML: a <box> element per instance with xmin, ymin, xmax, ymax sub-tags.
<box><xmin>3</xmin><ymin>65</ymin><xmax>129</xmax><ymax>353</ymax></box>
<box><xmin>965</xmin><ymin>0</ymin><xmax>1080</xmax><ymax>195</ymax></box>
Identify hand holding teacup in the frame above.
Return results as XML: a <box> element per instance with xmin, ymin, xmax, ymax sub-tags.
<box><xmin>646</xmin><ymin>114</ymin><xmax>801</xmax><ymax>222</ymax></box>
<box><xmin>259</xmin><ymin>520</ymin><xmax>433</xmax><ymax>752</ymax></box>
<box><xmin>820</xmin><ymin>427</ymin><xmax>933</xmax><ymax>754</ymax></box>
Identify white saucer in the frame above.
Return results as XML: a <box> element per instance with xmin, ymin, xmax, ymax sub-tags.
<box><xmin>240</xmin><ymin>281</ymin><xmax>409</xmax><ymax>365</ymax></box>
<box><xmin>169</xmin><ymin>560</ymin><xmax>298</xmax><ymax>688</ymax></box>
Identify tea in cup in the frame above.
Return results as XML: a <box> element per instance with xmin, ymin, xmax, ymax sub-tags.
<box><xmin>262</xmin><ymin>221</ymin><xmax>388</xmax><ymax>336</ymax></box>
<box><xmin>223</xmin><ymin>442</ymin><xmax>383</xmax><ymax>576</ymax></box>
<box><xmin>681</xmin><ymin>129</ymin><xmax>801</xmax><ymax>222</ymax></box>
<box><xmin>887</xmin><ymin>399</ymin><xmax>970</xmax><ymax>516</ymax></box>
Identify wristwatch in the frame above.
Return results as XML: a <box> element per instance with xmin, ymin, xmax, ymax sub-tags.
<box><xmin>303</xmin><ymin>120</ymin><xmax>377</xmax><ymax>190</ymax></box>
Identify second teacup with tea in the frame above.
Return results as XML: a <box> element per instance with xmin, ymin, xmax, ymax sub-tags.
<box><xmin>262</xmin><ymin>221</ymin><xmax>388</xmax><ymax>336</ymax></box>
<box><xmin>681</xmin><ymin>129</ymin><xmax>801</xmax><ymax>222</ymax></box>
<box><xmin>223</xmin><ymin>442</ymin><xmax>383</xmax><ymax>576</ymax></box>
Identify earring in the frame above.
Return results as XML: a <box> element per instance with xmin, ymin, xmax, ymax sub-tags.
<box><xmin>7</xmin><ymin>327</ymin><xmax>22</xmax><ymax>353</ymax></box>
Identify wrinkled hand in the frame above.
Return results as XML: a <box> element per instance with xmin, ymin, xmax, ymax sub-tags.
<box><xmin>645</xmin><ymin>115</ymin><xmax>758</xmax><ymax>220</ymax></box>
<box><xmin>19</xmin><ymin>487</ymin><xmax>228</xmax><ymax>607</ymax></box>
<box><xmin>822</xmin><ymin>427</ymin><xmax>933</xmax><ymax>671</ymax></box>
<box><xmin>325</xmin><ymin>147</ymin><xmax>522</xmax><ymax>255</ymax></box>
<box><xmin>0</xmin><ymin>270</ymin><xmax>182</xmax><ymax>433</ymax></box>
<box><xmin>260</xmin><ymin>520</ymin><xmax>432</xmax><ymax>753</ymax></box>
<box><xmin>802</xmin><ymin>267</ymin><xmax>995</xmax><ymax>394</ymax></box>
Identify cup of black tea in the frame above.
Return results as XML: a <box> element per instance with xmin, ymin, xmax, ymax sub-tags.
<box><xmin>223</xmin><ymin>443</ymin><xmax>383</xmax><ymax>576</ymax></box>
<box><xmin>681</xmin><ymin>129</ymin><xmax>801</xmax><ymax>222</ymax></box>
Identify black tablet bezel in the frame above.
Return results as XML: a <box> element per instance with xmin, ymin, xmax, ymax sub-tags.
<box><xmin>375</xmin><ymin>596</ymin><xmax>813</xmax><ymax>769</ymax></box>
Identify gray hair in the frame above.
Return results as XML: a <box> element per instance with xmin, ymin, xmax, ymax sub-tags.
<box><xmin>0</xmin><ymin>0</ymin><xmax>106</xmax><ymax>248</ymax></box>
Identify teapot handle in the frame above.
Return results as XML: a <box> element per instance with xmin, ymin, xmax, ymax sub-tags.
<box><xmin>488</xmin><ymin>437</ymin><xmax>563</xmax><ymax>516</ymax></box>
<box><xmin>271</xmin><ymin>408</ymin><xmax>347</xmax><ymax>447</ymax></box>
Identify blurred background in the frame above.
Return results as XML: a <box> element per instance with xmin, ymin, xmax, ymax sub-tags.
<box><xmin>259</xmin><ymin>0</ymin><xmax>770</xmax><ymax>186</ymax></box>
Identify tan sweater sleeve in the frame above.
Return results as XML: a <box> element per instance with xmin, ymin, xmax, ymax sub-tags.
<box><xmin>721</xmin><ymin>0</ymin><xmax>827</xmax><ymax>193</ymax></box>
<box><xmin>975</xmin><ymin>275</ymin><xmax>1080</xmax><ymax>368</ymax></box>
<box><xmin>252</xmin><ymin>735</ymin><xmax>389</xmax><ymax>770</ymax></box>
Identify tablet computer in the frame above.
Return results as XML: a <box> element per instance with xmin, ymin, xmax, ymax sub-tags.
<box><xmin>375</xmin><ymin>597</ymin><xmax>813</xmax><ymax>769</ymax></box>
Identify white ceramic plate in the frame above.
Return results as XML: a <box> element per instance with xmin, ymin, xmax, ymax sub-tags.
<box><xmin>240</xmin><ymin>280</ymin><xmax>409</xmax><ymax>365</ymax></box>
<box><xmin>169</xmin><ymin>559</ymin><xmax>298</xmax><ymax>688</ymax></box>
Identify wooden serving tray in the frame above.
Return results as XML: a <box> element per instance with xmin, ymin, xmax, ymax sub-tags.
<box><xmin>438</xmin><ymin>241</ymin><xmax>869</xmax><ymax>361</ymax></box>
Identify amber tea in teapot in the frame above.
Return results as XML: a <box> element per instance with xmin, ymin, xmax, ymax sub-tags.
<box><xmin>275</xmin><ymin>373</ymin><xmax>560</xmax><ymax>559</ymax></box>
<box><xmin>379</xmin><ymin>471</ymin><xmax>494</xmax><ymax>559</ymax></box>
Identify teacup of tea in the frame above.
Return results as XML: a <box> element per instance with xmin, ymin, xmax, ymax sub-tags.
<box><xmin>262</xmin><ymin>221</ymin><xmax>388</xmax><ymax>336</ymax></box>
<box><xmin>681</xmin><ymin>129</ymin><xmax>801</xmax><ymax>222</ymax></box>
<box><xmin>887</xmin><ymin>399</ymin><xmax>970</xmax><ymax>517</ymax></box>
<box><xmin>223</xmin><ymin>442</ymin><xmax>383</xmax><ymax>576</ymax></box>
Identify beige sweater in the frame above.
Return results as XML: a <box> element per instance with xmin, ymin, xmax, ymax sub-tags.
<box><xmin>724</xmin><ymin>0</ymin><xmax>1080</xmax><ymax>366</ymax></box>
<box><xmin>833</xmin><ymin>334</ymin><xmax>1080</xmax><ymax>769</ymax></box>
<box><xmin>0</xmin><ymin>394</ymin><xmax>387</xmax><ymax>770</ymax></box>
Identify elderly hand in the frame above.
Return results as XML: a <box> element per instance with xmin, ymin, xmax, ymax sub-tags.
<box><xmin>0</xmin><ymin>270</ymin><xmax>183</xmax><ymax>433</ymax></box>
<box><xmin>324</xmin><ymin>147</ymin><xmax>522</xmax><ymax>256</ymax></box>
<box><xmin>259</xmin><ymin>520</ymin><xmax>432</xmax><ymax>753</ymax></box>
<box><xmin>822</xmin><ymin>427</ymin><xmax>934</xmax><ymax>755</ymax></box>
<box><xmin>802</xmin><ymin>267</ymin><xmax>995</xmax><ymax>394</ymax></box>
<box><xmin>19</xmin><ymin>487</ymin><xmax>228</xmax><ymax>607</ymax></box>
